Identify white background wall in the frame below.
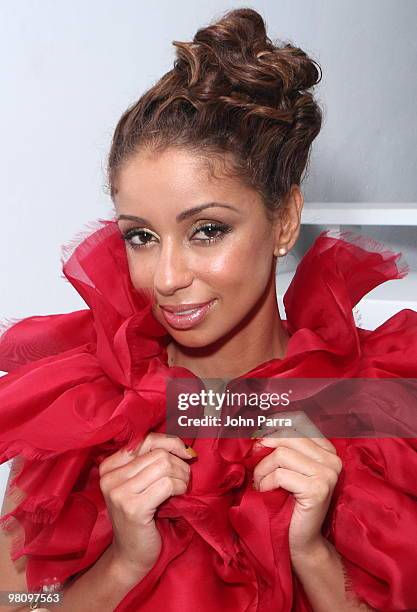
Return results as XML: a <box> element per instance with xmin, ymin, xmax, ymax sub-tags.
<box><xmin>1</xmin><ymin>0</ymin><xmax>416</xmax><ymax>505</ymax></box>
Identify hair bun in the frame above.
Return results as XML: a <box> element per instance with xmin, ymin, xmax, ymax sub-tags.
<box><xmin>172</xmin><ymin>8</ymin><xmax>322</xmax><ymax>106</ymax></box>
<box><xmin>107</xmin><ymin>7</ymin><xmax>323</xmax><ymax>214</ymax></box>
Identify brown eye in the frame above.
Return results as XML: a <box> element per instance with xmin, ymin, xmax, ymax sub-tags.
<box><xmin>192</xmin><ymin>223</ymin><xmax>232</xmax><ymax>245</ymax></box>
<box><xmin>121</xmin><ymin>229</ymin><xmax>156</xmax><ymax>249</ymax></box>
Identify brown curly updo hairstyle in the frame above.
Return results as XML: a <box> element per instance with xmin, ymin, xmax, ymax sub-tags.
<box><xmin>106</xmin><ymin>7</ymin><xmax>323</xmax><ymax>221</ymax></box>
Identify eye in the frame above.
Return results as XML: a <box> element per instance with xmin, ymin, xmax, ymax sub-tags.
<box><xmin>191</xmin><ymin>222</ymin><xmax>232</xmax><ymax>245</ymax></box>
<box><xmin>121</xmin><ymin>228</ymin><xmax>156</xmax><ymax>249</ymax></box>
<box><xmin>120</xmin><ymin>222</ymin><xmax>232</xmax><ymax>251</ymax></box>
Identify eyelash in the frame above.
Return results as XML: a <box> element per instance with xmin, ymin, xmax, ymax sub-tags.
<box><xmin>120</xmin><ymin>222</ymin><xmax>232</xmax><ymax>251</ymax></box>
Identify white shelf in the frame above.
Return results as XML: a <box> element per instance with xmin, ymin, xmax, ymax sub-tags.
<box><xmin>301</xmin><ymin>202</ymin><xmax>417</xmax><ymax>226</ymax></box>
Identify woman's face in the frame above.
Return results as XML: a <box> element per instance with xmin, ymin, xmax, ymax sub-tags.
<box><xmin>114</xmin><ymin>147</ymin><xmax>284</xmax><ymax>348</ymax></box>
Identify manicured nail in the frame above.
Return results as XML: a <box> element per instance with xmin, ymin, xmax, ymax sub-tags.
<box><xmin>185</xmin><ymin>445</ymin><xmax>198</xmax><ymax>457</ymax></box>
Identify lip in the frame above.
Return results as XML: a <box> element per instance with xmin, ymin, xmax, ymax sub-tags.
<box><xmin>160</xmin><ymin>299</ymin><xmax>216</xmax><ymax>330</ymax></box>
<box><xmin>160</xmin><ymin>301</ymin><xmax>213</xmax><ymax>313</ymax></box>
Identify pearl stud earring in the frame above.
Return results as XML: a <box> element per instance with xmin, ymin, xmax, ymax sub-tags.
<box><xmin>276</xmin><ymin>246</ymin><xmax>287</xmax><ymax>257</ymax></box>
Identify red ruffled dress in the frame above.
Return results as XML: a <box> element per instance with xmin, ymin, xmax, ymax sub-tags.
<box><xmin>1</xmin><ymin>219</ymin><xmax>417</xmax><ymax>611</ymax></box>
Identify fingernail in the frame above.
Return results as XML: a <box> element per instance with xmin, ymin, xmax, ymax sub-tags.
<box><xmin>185</xmin><ymin>445</ymin><xmax>198</xmax><ymax>457</ymax></box>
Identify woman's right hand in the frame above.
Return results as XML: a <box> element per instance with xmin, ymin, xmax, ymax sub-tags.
<box><xmin>98</xmin><ymin>432</ymin><xmax>197</xmax><ymax>578</ymax></box>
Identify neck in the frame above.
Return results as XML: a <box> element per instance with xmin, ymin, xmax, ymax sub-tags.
<box><xmin>165</xmin><ymin>274</ymin><xmax>289</xmax><ymax>380</ymax></box>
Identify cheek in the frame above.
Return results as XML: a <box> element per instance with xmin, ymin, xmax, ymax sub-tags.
<box><xmin>126</xmin><ymin>252</ymin><xmax>154</xmax><ymax>291</ymax></box>
<box><xmin>204</xmin><ymin>236</ymin><xmax>272</xmax><ymax>293</ymax></box>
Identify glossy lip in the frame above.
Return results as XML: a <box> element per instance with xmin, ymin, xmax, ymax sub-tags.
<box><xmin>160</xmin><ymin>300</ymin><xmax>213</xmax><ymax>313</ymax></box>
<box><xmin>160</xmin><ymin>299</ymin><xmax>216</xmax><ymax>330</ymax></box>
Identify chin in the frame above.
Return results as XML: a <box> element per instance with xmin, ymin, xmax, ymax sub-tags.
<box><xmin>167</xmin><ymin>328</ymin><xmax>219</xmax><ymax>348</ymax></box>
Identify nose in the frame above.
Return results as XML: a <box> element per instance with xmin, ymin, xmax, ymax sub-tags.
<box><xmin>153</xmin><ymin>238</ymin><xmax>193</xmax><ymax>296</ymax></box>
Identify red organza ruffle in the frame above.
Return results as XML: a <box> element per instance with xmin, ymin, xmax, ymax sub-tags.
<box><xmin>1</xmin><ymin>219</ymin><xmax>417</xmax><ymax>611</ymax></box>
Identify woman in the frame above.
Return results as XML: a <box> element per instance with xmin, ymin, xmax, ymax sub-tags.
<box><xmin>1</xmin><ymin>8</ymin><xmax>417</xmax><ymax>612</ymax></box>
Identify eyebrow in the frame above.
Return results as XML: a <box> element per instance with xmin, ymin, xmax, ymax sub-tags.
<box><xmin>117</xmin><ymin>202</ymin><xmax>240</xmax><ymax>224</ymax></box>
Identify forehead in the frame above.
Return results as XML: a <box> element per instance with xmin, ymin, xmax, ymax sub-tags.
<box><xmin>113</xmin><ymin>148</ymin><xmax>259</xmax><ymax>213</ymax></box>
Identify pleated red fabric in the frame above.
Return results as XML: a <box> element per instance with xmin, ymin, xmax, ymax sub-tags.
<box><xmin>1</xmin><ymin>219</ymin><xmax>417</xmax><ymax>611</ymax></box>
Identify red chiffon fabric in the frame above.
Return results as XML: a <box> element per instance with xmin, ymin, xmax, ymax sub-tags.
<box><xmin>1</xmin><ymin>219</ymin><xmax>417</xmax><ymax>611</ymax></box>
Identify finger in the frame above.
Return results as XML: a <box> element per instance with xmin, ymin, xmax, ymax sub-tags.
<box><xmin>118</xmin><ymin>455</ymin><xmax>190</xmax><ymax>498</ymax></box>
<box><xmin>100</xmin><ymin>448</ymin><xmax>190</xmax><ymax>491</ymax></box>
<box><xmin>257</xmin><ymin>467</ymin><xmax>330</xmax><ymax>497</ymax></box>
<box><xmin>256</xmin><ymin>411</ymin><xmax>337</xmax><ymax>455</ymax></box>
<box><xmin>99</xmin><ymin>433</ymin><xmax>196</xmax><ymax>477</ymax></box>
<box><xmin>99</xmin><ymin>446</ymin><xmax>140</xmax><ymax>478</ymax></box>
<box><xmin>253</xmin><ymin>446</ymin><xmax>339</xmax><ymax>488</ymax></box>
<box><xmin>257</xmin><ymin>467</ymin><xmax>306</xmax><ymax>493</ymax></box>
<box><xmin>140</xmin><ymin>476</ymin><xmax>189</xmax><ymax>509</ymax></box>
<box><xmin>108</xmin><ymin>476</ymin><xmax>189</xmax><ymax>521</ymax></box>
<box><xmin>254</xmin><ymin>431</ymin><xmax>343</xmax><ymax>473</ymax></box>
<box><xmin>136</xmin><ymin>432</ymin><xmax>197</xmax><ymax>460</ymax></box>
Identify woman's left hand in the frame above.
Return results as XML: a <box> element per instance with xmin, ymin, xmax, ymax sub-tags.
<box><xmin>251</xmin><ymin>411</ymin><xmax>343</xmax><ymax>561</ymax></box>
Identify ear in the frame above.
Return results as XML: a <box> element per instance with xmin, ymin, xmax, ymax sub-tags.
<box><xmin>272</xmin><ymin>185</ymin><xmax>304</xmax><ymax>256</ymax></box>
